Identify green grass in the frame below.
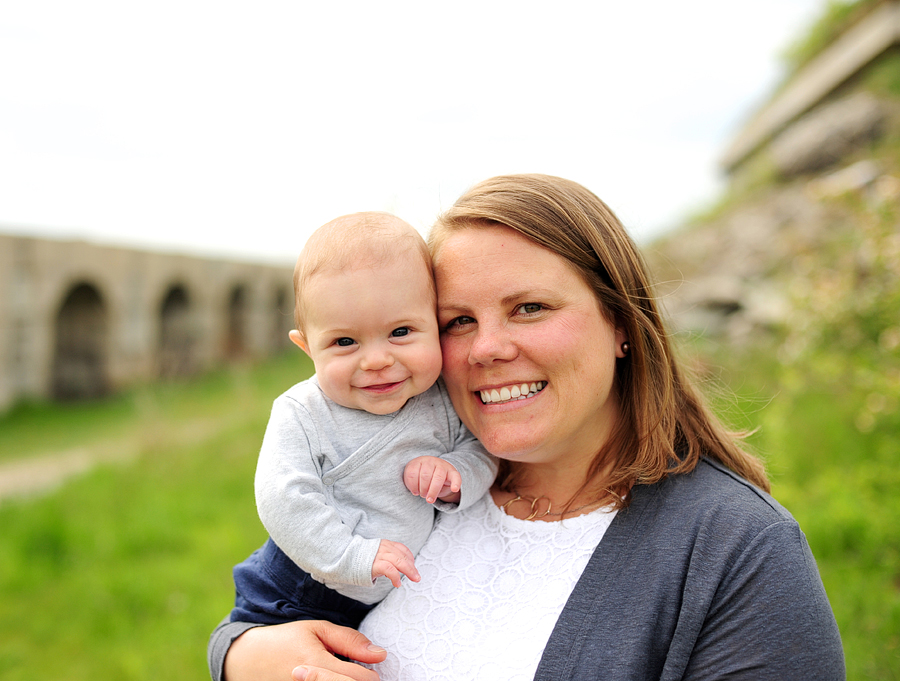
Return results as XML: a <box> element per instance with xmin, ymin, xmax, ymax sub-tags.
<box><xmin>0</xmin><ymin>352</ymin><xmax>313</xmax><ymax>680</ymax></box>
<box><xmin>0</xmin><ymin>424</ymin><xmax>263</xmax><ymax>679</ymax></box>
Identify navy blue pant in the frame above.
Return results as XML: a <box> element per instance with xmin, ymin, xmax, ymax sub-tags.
<box><xmin>231</xmin><ymin>538</ymin><xmax>376</xmax><ymax>629</ymax></box>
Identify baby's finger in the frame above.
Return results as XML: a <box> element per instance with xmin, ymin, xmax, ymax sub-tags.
<box><xmin>373</xmin><ymin>561</ymin><xmax>403</xmax><ymax>588</ymax></box>
<box><xmin>424</xmin><ymin>468</ymin><xmax>447</xmax><ymax>503</ymax></box>
<box><xmin>417</xmin><ymin>463</ymin><xmax>436</xmax><ymax>499</ymax></box>
<box><xmin>396</xmin><ymin>557</ymin><xmax>420</xmax><ymax>583</ymax></box>
<box><xmin>390</xmin><ymin>543</ymin><xmax>420</xmax><ymax>583</ymax></box>
<box><xmin>384</xmin><ymin>565</ymin><xmax>403</xmax><ymax>588</ymax></box>
<box><xmin>403</xmin><ymin>462</ymin><xmax>422</xmax><ymax>496</ymax></box>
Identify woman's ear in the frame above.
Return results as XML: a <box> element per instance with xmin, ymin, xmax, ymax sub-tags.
<box><xmin>614</xmin><ymin>328</ymin><xmax>628</xmax><ymax>359</ymax></box>
<box><xmin>289</xmin><ymin>329</ymin><xmax>309</xmax><ymax>354</ymax></box>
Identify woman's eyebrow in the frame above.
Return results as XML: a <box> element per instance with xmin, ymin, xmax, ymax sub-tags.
<box><xmin>500</xmin><ymin>290</ymin><xmax>541</xmax><ymax>305</ymax></box>
<box><xmin>437</xmin><ymin>287</ymin><xmax>560</xmax><ymax>313</ymax></box>
<box><xmin>436</xmin><ymin>303</ymin><xmax>467</xmax><ymax>316</ymax></box>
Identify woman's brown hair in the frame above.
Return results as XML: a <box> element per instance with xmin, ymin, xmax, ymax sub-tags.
<box><xmin>430</xmin><ymin>174</ymin><xmax>769</xmax><ymax>507</ymax></box>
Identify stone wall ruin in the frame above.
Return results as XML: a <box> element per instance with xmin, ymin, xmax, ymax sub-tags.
<box><xmin>0</xmin><ymin>232</ymin><xmax>295</xmax><ymax>412</ymax></box>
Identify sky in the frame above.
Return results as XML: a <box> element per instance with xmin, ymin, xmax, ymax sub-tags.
<box><xmin>1</xmin><ymin>0</ymin><xmax>830</xmax><ymax>264</ymax></box>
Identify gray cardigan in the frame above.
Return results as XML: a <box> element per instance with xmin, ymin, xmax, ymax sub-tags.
<box><xmin>209</xmin><ymin>459</ymin><xmax>845</xmax><ymax>680</ymax></box>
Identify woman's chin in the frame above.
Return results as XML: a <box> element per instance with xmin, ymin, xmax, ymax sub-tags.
<box><xmin>473</xmin><ymin>427</ymin><xmax>547</xmax><ymax>465</ymax></box>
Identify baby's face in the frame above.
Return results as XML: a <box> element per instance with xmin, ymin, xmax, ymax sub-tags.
<box><xmin>296</xmin><ymin>258</ymin><xmax>443</xmax><ymax>415</ymax></box>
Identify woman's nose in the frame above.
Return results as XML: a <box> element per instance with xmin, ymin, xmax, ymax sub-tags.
<box><xmin>468</xmin><ymin>324</ymin><xmax>517</xmax><ymax>365</ymax></box>
<box><xmin>360</xmin><ymin>345</ymin><xmax>395</xmax><ymax>371</ymax></box>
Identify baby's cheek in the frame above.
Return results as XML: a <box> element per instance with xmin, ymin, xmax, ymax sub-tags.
<box><xmin>427</xmin><ymin>349</ymin><xmax>445</xmax><ymax>380</ymax></box>
<box><xmin>412</xmin><ymin>345</ymin><xmax>444</xmax><ymax>382</ymax></box>
<box><xmin>318</xmin><ymin>363</ymin><xmax>352</xmax><ymax>400</ymax></box>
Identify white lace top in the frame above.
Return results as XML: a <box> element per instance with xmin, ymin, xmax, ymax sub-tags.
<box><xmin>358</xmin><ymin>493</ymin><xmax>617</xmax><ymax>680</ymax></box>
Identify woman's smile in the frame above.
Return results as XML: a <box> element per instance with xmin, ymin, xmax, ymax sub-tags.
<box><xmin>478</xmin><ymin>381</ymin><xmax>546</xmax><ymax>405</ymax></box>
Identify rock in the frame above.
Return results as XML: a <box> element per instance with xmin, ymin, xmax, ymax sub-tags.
<box><xmin>806</xmin><ymin>159</ymin><xmax>881</xmax><ymax>198</ymax></box>
<box><xmin>771</xmin><ymin>92</ymin><xmax>886</xmax><ymax>177</ymax></box>
<box><xmin>648</xmin><ymin>184</ymin><xmax>830</xmax><ymax>344</ymax></box>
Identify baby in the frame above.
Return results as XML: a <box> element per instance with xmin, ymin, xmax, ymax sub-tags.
<box><xmin>230</xmin><ymin>212</ymin><xmax>497</xmax><ymax>628</ymax></box>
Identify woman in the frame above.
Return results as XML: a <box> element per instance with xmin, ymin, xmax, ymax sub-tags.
<box><xmin>210</xmin><ymin>174</ymin><xmax>844</xmax><ymax>680</ymax></box>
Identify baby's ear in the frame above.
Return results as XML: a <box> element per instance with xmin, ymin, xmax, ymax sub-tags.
<box><xmin>289</xmin><ymin>329</ymin><xmax>309</xmax><ymax>353</ymax></box>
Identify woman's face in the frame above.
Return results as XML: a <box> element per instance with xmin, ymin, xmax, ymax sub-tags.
<box><xmin>434</xmin><ymin>225</ymin><xmax>626</xmax><ymax>475</ymax></box>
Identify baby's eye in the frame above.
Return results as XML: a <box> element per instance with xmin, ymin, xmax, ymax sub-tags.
<box><xmin>391</xmin><ymin>327</ymin><xmax>410</xmax><ymax>337</ymax></box>
<box><xmin>335</xmin><ymin>337</ymin><xmax>356</xmax><ymax>347</ymax></box>
<box><xmin>516</xmin><ymin>303</ymin><xmax>543</xmax><ymax>315</ymax></box>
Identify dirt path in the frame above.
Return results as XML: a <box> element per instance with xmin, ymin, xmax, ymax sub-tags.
<box><xmin>0</xmin><ymin>446</ymin><xmax>138</xmax><ymax>502</ymax></box>
<box><xmin>0</xmin><ymin>416</ymin><xmax>228</xmax><ymax>503</ymax></box>
<box><xmin>0</xmin><ymin>449</ymin><xmax>94</xmax><ymax>500</ymax></box>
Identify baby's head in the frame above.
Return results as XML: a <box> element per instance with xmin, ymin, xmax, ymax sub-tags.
<box><xmin>289</xmin><ymin>212</ymin><xmax>443</xmax><ymax>415</ymax></box>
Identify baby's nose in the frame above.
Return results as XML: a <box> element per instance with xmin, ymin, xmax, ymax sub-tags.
<box><xmin>360</xmin><ymin>346</ymin><xmax>394</xmax><ymax>371</ymax></box>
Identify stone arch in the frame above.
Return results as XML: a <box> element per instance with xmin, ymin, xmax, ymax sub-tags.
<box><xmin>52</xmin><ymin>282</ymin><xmax>109</xmax><ymax>400</ymax></box>
<box><xmin>225</xmin><ymin>284</ymin><xmax>248</xmax><ymax>358</ymax></box>
<box><xmin>158</xmin><ymin>284</ymin><xmax>196</xmax><ymax>377</ymax></box>
<box><xmin>272</xmin><ymin>287</ymin><xmax>294</xmax><ymax>352</ymax></box>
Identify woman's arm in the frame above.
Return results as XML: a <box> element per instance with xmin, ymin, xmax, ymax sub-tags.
<box><xmin>209</xmin><ymin>618</ymin><xmax>386</xmax><ymax>681</ymax></box>
<box><xmin>682</xmin><ymin>519</ymin><xmax>845</xmax><ymax>680</ymax></box>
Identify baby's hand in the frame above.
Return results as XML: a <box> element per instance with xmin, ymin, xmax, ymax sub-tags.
<box><xmin>372</xmin><ymin>539</ymin><xmax>420</xmax><ymax>588</ymax></box>
<box><xmin>403</xmin><ymin>456</ymin><xmax>462</xmax><ymax>504</ymax></box>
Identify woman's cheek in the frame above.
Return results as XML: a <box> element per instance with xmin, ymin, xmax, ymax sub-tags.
<box><xmin>439</xmin><ymin>336</ymin><xmax>471</xmax><ymax>407</ymax></box>
<box><xmin>439</xmin><ymin>335</ymin><xmax>468</xmax><ymax>375</ymax></box>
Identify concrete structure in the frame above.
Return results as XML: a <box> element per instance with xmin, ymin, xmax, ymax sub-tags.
<box><xmin>721</xmin><ymin>0</ymin><xmax>900</xmax><ymax>174</ymax></box>
<box><xmin>0</xmin><ymin>232</ymin><xmax>295</xmax><ymax>412</ymax></box>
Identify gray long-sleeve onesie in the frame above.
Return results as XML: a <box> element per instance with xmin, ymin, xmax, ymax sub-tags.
<box><xmin>254</xmin><ymin>376</ymin><xmax>497</xmax><ymax>604</ymax></box>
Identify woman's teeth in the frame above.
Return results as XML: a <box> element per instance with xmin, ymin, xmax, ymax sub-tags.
<box><xmin>480</xmin><ymin>382</ymin><xmax>545</xmax><ymax>404</ymax></box>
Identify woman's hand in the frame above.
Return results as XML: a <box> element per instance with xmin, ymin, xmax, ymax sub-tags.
<box><xmin>224</xmin><ymin>620</ymin><xmax>386</xmax><ymax>681</ymax></box>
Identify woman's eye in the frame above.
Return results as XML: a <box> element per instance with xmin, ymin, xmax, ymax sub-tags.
<box><xmin>444</xmin><ymin>316</ymin><xmax>475</xmax><ymax>332</ymax></box>
<box><xmin>516</xmin><ymin>303</ymin><xmax>543</xmax><ymax>314</ymax></box>
<box><xmin>335</xmin><ymin>337</ymin><xmax>355</xmax><ymax>347</ymax></box>
<box><xmin>391</xmin><ymin>327</ymin><xmax>410</xmax><ymax>337</ymax></box>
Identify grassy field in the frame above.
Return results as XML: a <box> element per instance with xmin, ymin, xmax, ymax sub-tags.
<box><xmin>0</xmin><ymin>352</ymin><xmax>312</xmax><ymax>680</ymax></box>
<box><xmin>0</xmin><ymin>344</ymin><xmax>897</xmax><ymax>679</ymax></box>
